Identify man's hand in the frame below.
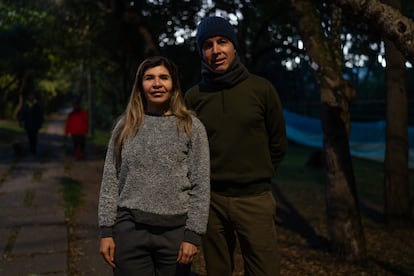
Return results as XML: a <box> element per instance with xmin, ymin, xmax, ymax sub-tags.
<box><xmin>100</xmin><ymin>237</ymin><xmax>116</xmax><ymax>268</ymax></box>
<box><xmin>177</xmin><ymin>242</ymin><xmax>198</xmax><ymax>264</ymax></box>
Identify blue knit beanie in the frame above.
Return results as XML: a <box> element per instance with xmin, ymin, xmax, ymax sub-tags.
<box><xmin>196</xmin><ymin>16</ymin><xmax>238</xmax><ymax>54</ymax></box>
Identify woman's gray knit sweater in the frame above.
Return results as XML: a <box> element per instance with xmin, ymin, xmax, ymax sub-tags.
<box><xmin>98</xmin><ymin>114</ymin><xmax>210</xmax><ymax>245</ymax></box>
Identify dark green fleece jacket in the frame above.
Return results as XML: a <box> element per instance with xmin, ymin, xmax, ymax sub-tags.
<box><xmin>185</xmin><ymin>73</ymin><xmax>287</xmax><ymax>196</ymax></box>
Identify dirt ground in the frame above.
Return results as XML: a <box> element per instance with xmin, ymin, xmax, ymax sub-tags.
<box><xmin>189</xmin><ymin>208</ymin><xmax>414</xmax><ymax>275</ymax></box>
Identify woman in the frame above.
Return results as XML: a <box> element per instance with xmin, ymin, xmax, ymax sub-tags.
<box><xmin>98</xmin><ymin>56</ymin><xmax>210</xmax><ymax>276</ymax></box>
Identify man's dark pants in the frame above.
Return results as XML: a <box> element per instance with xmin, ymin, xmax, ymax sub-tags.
<box><xmin>203</xmin><ymin>190</ymin><xmax>280</xmax><ymax>276</ymax></box>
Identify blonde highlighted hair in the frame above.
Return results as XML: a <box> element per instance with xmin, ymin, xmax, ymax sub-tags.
<box><xmin>112</xmin><ymin>56</ymin><xmax>194</xmax><ymax>166</ymax></box>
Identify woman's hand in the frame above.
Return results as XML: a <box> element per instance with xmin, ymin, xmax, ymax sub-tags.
<box><xmin>177</xmin><ymin>242</ymin><xmax>198</xmax><ymax>264</ymax></box>
<box><xmin>100</xmin><ymin>237</ymin><xmax>116</xmax><ymax>268</ymax></box>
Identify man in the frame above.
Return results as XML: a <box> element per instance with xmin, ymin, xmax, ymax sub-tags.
<box><xmin>18</xmin><ymin>92</ymin><xmax>44</xmax><ymax>155</ymax></box>
<box><xmin>185</xmin><ymin>16</ymin><xmax>288</xmax><ymax>276</ymax></box>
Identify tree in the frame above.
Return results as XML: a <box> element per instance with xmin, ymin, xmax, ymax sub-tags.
<box><xmin>333</xmin><ymin>0</ymin><xmax>414</xmax><ymax>64</ymax></box>
<box><xmin>290</xmin><ymin>0</ymin><xmax>366</xmax><ymax>261</ymax></box>
<box><xmin>383</xmin><ymin>0</ymin><xmax>412</xmax><ymax>227</ymax></box>
<box><xmin>0</xmin><ymin>1</ymin><xmax>54</xmax><ymax>118</ymax></box>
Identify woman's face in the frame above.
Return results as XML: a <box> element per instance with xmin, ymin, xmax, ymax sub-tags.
<box><xmin>142</xmin><ymin>65</ymin><xmax>173</xmax><ymax>114</ymax></box>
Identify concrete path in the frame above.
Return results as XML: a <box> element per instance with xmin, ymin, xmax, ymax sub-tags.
<box><xmin>0</xmin><ymin>114</ymin><xmax>112</xmax><ymax>276</ymax></box>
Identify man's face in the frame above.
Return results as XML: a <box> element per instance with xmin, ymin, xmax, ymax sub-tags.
<box><xmin>201</xmin><ymin>36</ymin><xmax>236</xmax><ymax>71</ymax></box>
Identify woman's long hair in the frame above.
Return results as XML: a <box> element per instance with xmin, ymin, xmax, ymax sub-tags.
<box><xmin>112</xmin><ymin>56</ymin><xmax>194</xmax><ymax>166</ymax></box>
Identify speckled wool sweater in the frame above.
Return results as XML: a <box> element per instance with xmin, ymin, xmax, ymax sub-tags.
<box><xmin>98</xmin><ymin>114</ymin><xmax>210</xmax><ymax>245</ymax></box>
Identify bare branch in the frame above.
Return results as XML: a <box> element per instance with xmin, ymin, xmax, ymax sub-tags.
<box><xmin>334</xmin><ymin>0</ymin><xmax>414</xmax><ymax>64</ymax></box>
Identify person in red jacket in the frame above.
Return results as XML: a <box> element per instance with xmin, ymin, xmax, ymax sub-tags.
<box><xmin>65</xmin><ymin>98</ymin><xmax>89</xmax><ymax>160</ymax></box>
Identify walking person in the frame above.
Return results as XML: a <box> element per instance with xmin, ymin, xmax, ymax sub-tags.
<box><xmin>98</xmin><ymin>56</ymin><xmax>210</xmax><ymax>276</ymax></box>
<box><xmin>18</xmin><ymin>92</ymin><xmax>44</xmax><ymax>155</ymax></box>
<box><xmin>65</xmin><ymin>97</ymin><xmax>89</xmax><ymax>160</ymax></box>
<box><xmin>185</xmin><ymin>16</ymin><xmax>288</xmax><ymax>276</ymax></box>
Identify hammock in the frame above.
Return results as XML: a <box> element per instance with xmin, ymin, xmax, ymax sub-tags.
<box><xmin>283</xmin><ymin>109</ymin><xmax>414</xmax><ymax>169</ymax></box>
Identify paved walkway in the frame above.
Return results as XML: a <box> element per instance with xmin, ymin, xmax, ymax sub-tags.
<box><xmin>0</xmin><ymin>114</ymin><xmax>112</xmax><ymax>275</ymax></box>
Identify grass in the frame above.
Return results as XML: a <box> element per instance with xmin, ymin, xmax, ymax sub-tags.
<box><xmin>60</xmin><ymin>177</ymin><xmax>82</xmax><ymax>220</ymax></box>
<box><xmin>32</xmin><ymin>170</ymin><xmax>43</xmax><ymax>181</ymax></box>
<box><xmin>2</xmin><ymin>227</ymin><xmax>20</xmax><ymax>260</ymax></box>
<box><xmin>0</xmin><ymin>163</ymin><xmax>15</xmax><ymax>185</ymax></box>
<box><xmin>89</xmin><ymin>129</ymin><xmax>111</xmax><ymax>147</ymax></box>
<box><xmin>274</xmin><ymin>142</ymin><xmax>414</xmax><ymax>204</ymax></box>
<box><xmin>0</xmin><ymin>120</ymin><xmax>23</xmax><ymax>145</ymax></box>
<box><xmin>23</xmin><ymin>190</ymin><xmax>36</xmax><ymax>207</ymax></box>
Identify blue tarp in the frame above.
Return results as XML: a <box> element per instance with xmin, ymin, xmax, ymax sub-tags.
<box><xmin>283</xmin><ymin>110</ymin><xmax>414</xmax><ymax>169</ymax></box>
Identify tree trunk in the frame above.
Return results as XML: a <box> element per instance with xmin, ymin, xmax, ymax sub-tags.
<box><xmin>290</xmin><ymin>0</ymin><xmax>366</xmax><ymax>261</ymax></box>
<box><xmin>87</xmin><ymin>67</ymin><xmax>94</xmax><ymax>136</ymax></box>
<box><xmin>13</xmin><ymin>70</ymin><xmax>32</xmax><ymax>119</ymax></box>
<box><xmin>383</xmin><ymin>0</ymin><xmax>412</xmax><ymax>227</ymax></box>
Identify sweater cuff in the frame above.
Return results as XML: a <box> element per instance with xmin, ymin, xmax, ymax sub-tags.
<box><xmin>99</xmin><ymin>226</ymin><xmax>113</xmax><ymax>238</ymax></box>
<box><xmin>184</xmin><ymin>229</ymin><xmax>202</xmax><ymax>246</ymax></box>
